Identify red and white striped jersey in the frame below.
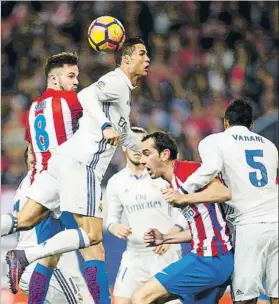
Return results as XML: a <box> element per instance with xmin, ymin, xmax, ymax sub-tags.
<box><xmin>25</xmin><ymin>89</ymin><xmax>82</xmax><ymax>181</ymax></box>
<box><xmin>171</xmin><ymin>160</ymin><xmax>232</xmax><ymax>257</ymax></box>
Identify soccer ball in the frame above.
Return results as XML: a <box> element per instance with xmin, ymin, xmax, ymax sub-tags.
<box><xmin>88</xmin><ymin>16</ymin><xmax>126</xmax><ymax>53</ymax></box>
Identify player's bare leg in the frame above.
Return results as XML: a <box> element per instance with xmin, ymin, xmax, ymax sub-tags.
<box><xmin>72</xmin><ymin>214</ymin><xmax>103</xmax><ymax>246</ymax></box>
<box><xmin>1</xmin><ymin>199</ymin><xmax>49</xmax><ymax>236</ymax></box>
<box><xmin>132</xmin><ymin>277</ymin><xmax>177</xmax><ymax>304</ymax></box>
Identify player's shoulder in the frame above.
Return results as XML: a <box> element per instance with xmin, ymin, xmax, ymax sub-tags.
<box><xmin>178</xmin><ymin>160</ymin><xmax>201</xmax><ymax>171</ymax></box>
<box><xmin>151</xmin><ymin>177</ymin><xmax>170</xmax><ymax>189</ymax></box>
<box><xmin>34</xmin><ymin>89</ymin><xmax>78</xmax><ymax>103</ymax></box>
<box><xmin>97</xmin><ymin>69</ymin><xmax>127</xmax><ymax>90</ymax></box>
<box><xmin>55</xmin><ymin>90</ymin><xmax>78</xmax><ymax>102</ymax></box>
<box><xmin>107</xmin><ymin>167</ymin><xmax>127</xmax><ymax>186</ymax></box>
<box><xmin>175</xmin><ymin>161</ymin><xmax>201</xmax><ymax>181</ymax></box>
<box><xmin>251</xmin><ymin>131</ymin><xmax>277</xmax><ymax>147</ymax></box>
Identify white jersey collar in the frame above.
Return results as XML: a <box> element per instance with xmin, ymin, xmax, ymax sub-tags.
<box><xmin>125</xmin><ymin>166</ymin><xmax>148</xmax><ymax>179</ymax></box>
<box><xmin>225</xmin><ymin>126</ymin><xmax>250</xmax><ymax>133</ymax></box>
<box><xmin>115</xmin><ymin>67</ymin><xmax>136</xmax><ymax>90</ymax></box>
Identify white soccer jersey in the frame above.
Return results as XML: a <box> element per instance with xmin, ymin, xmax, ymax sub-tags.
<box><xmin>57</xmin><ymin>68</ymin><xmax>141</xmax><ymax>180</ymax></box>
<box><xmin>106</xmin><ymin>167</ymin><xmax>188</xmax><ymax>252</ymax></box>
<box><xmin>181</xmin><ymin>126</ymin><xmax>278</xmax><ymax>224</ymax></box>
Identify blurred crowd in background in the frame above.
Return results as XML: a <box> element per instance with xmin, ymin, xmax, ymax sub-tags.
<box><xmin>1</xmin><ymin>1</ymin><xmax>278</xmax><ymax>187</ymax></box>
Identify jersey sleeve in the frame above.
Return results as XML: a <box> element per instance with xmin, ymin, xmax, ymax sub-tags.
<box><xmin>119</xmin><ymin>125</ymin><xmax>141</xmax><ymax>152</ymax></box>
<box><xmin>78</xmin><ymin>84</ymin><xmax>112</xmax><ymax>130</ymax></box>
<box><xmin>172</xmin><ymin>208</ymin><xmax>189</xmax><ymax>231</ymax></box>
<box><xmin>105</xmin><ymin>177</ymin><xmax>123</xmax><ymax>230</ymax></box>
<box><xmin>180</xmin><ymin>134</ymin><xmax>223</xmax><ymax>194</ymax></box>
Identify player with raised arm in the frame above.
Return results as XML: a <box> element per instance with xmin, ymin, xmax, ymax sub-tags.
<box><xmin>106</xmin><ymin>127</ymin><xmax>186</xmax><ymax>304</ymax></box>
<box><xmin>164</xmin><ymin>99</ymin><xmax>278</xmax><ymax>304</ymax></box>
<box><xmin>131</xmin><ymin>131</ymin><xmax>233</xmax><ymax>304</ymax></box>
<box><xmin>2</xmin><ymin>52</ymin><xmax>107</xmax><ymax>303</ymax></box>
<box><xmin>1</xmin><ymin>37</ymin><xmax>150</xmax><ymax>304</ymax></box>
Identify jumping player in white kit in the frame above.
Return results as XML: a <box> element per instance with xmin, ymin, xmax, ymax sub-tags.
<box><xmin>163</xmin><ymin>99</ymin><xmax>278</xmax><ymax>304</ymax></box>
<box><xmin>1</xmin><ymin>37</ymin><xmax>150</xmax><ymax>304</ymax></box>
<box><xmin>106</xmin><ymin>127</ymin><xmax>186</xmax><ymax>304</ymax></box>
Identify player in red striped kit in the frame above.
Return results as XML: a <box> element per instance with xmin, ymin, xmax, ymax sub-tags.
<box><xmin>4</xmin><ymin>52</ymin><xmax>109</xmax><ymax>303</ymax></box>
<box><xmin>132</xmin><ymin>131</ymin><xmax>233</xmax><ymax>304</ymax></box>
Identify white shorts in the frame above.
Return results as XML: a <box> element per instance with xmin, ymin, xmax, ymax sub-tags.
<box><xmin>26</xmin><ymin>154</ymin><xmax>103</xmax><ymax>218</ymax></box>
<box><xmin>232</xmin><ymin>222</ymin><xmax>278</xmax><ymax>301</ymax></box>
<box><xmin>114</xmin><ymin>247</ymin><xmax>182</xmax><ymax>302</ymax></box>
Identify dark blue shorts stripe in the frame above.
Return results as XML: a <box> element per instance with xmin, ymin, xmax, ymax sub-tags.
<box><xmin>54</xmin><ymin>270</ymin><xmax>77</xmax><ymax>304</ymax></box>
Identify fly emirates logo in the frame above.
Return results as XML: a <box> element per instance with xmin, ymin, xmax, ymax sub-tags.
<box><xmin>125</xmin><ymin>194</ymin><xmax>162</xmax><ymax>214</ymax></box>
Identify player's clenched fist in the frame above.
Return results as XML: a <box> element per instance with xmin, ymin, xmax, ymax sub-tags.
<box><xmin>144</xmin><ymin>228</ymin><xmax>164</xmax><ymax>247</ymax></box>
<box><xmin>103</xmin><ymin>126</ymin><xmax>120</xmax><ymax>146</ymax></box>
<box><xmin>108</xmin><ymin>223</ymin><xmax>132</xmax><ymax>239</ymax></box>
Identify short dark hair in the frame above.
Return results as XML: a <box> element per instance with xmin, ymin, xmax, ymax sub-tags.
<box><xmin>142</xmin><ymin>131</ymin><xmax>178</xmax><ymax>160</ymax></box>
<box><xmin>115</xmin><ymin>37</ymin><xmax>145</xmax><ymax>66</ymax></box>
<box><xmin>224</xmin><ymin>99</ymin><xmax>253</xmax><ymax>128</ymax></box>
<box><xmin>45</xmin><ymin>52</ymin><xmax>78</xmax><ymax>78</ymax></box>
<box><xmin>131</xmin><ymin>126</ymin><xmax>147</xmax><ymax>135</ymax></box>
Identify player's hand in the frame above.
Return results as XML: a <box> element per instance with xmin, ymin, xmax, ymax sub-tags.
<box><xmin>161</xmin><ymin>188</ymin><xmax>185</xmax><ymax>207</ymax></box>
<box><xmin>109</xmin><ymin>223</ymin><xmax>132</xmax><ymax>239</ymax></box>
<box><xmin>153</xmin><ymin>244</ymin><xmax>170</xmax><ymax>255</ymax></box>
<box><xmin>103</xmin><ymin>126</ymin><xmax>120</xmax><ymax>146</ymax></box>
<box><xmin>144</xmin><ymin>228</ymin><xmax>164</xmax><ymax>247</ymax></box>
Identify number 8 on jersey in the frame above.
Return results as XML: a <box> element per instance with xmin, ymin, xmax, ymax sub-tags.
<box><xmin>34</xmin><ymin>114</ymin><xmax>50</xmax><ymax>152</ymax></box>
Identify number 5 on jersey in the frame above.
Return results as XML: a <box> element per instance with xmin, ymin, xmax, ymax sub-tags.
<box><xmin>245</xmin><ymin>149</ymin><xmax>268</xmax><ymax>187</ymax></box>
<box><xmin>34</xmin><ymin>114</ymin><xmax>50</xmax><ymax>152</ymax></box>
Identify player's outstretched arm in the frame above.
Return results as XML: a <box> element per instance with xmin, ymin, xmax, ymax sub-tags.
<box><xmin>180</xmin><ymin>179</ymin><xmax>231</xmax><ymax>204</ymax></box>
<box><xmin>163</xmin><ymin>179</ymin><xmax>231</xmax><ymax>206</ymax></box>
<box><xmin>180</xmin><ymin>135</ymin><xmax>223</xmax><ymax>194</ymax></box>
<box><xmin>144</xmin><ymin>228</ymin><xmax>192</xmax><ymax>246</ymax></box>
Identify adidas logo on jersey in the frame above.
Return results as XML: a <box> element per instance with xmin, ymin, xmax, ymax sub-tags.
<box><xmin>235</xmin><ymin>289</ymin><xmax>244</xmax><ymax>296</ymax></box>
<box><xmin>124</xmin><ymin>188</ymin><xmax>129</xmax><ymax>193</ymax></box>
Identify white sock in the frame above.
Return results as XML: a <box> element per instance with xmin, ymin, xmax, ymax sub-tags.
<box><xmin>25</xmin><ymin>228</ymin><xmax>90</xmax><ymax>264</ymax></box>
<box><xmin>1</xmin><ymin>214</ymin><xmax>17</xmax><ymax>236</ymax></box>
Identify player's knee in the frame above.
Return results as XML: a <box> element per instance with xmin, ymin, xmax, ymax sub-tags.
<box><xmin>87</xmin><ymin>230</ymin><xmax>103</xmax><ymax>246</ymax></box>
<box><xmin>79</xmin><ymin>242</ymin><xmax>105</xmax><ymax>261</ymax></box>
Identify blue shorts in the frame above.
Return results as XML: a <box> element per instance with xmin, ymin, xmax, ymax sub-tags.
<box><xmin>155</xmin><ymin>251</ymin><xmax>234</xmax><ymax>303</ymax></box>
<box><xmin>259</xmin><ymin>294</ymin><xmax>270</xmax><ymax>301</ymax></box>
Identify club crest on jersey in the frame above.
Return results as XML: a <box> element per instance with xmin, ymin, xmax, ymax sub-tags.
<box><xmin>96</xmin><ymin>81</ymin><xmax>106</xmax><ymax>90</ymax></box>
<box><xmin>181</xmin><ymin>206</ymin><xmax>196</xmax><ymax>222</ymax></box>
<box><xmin>98</xmin><ymin>202</ymin><xmax>103</xmax><ymax>213</ymax></box>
